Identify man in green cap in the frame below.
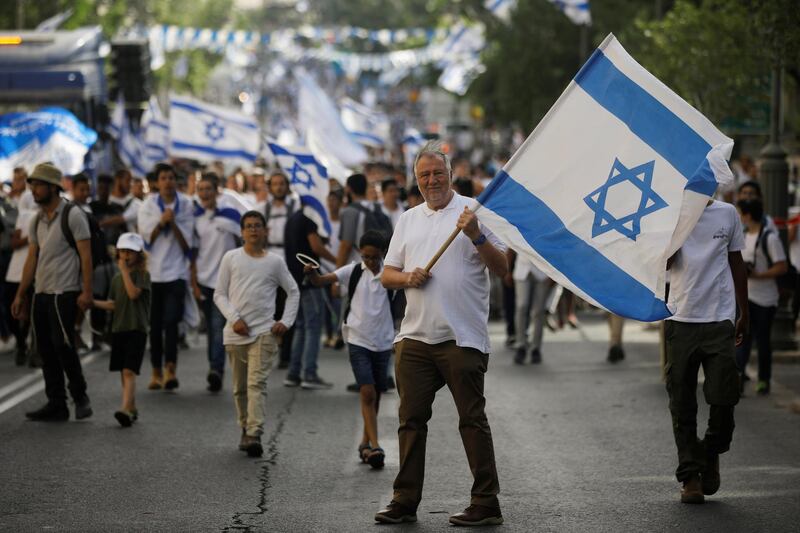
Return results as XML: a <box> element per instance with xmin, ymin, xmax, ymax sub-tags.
<box><xmin>11</xmin><ymin>162</ymin><xmax>95</xmax><ymax>421</ymax></box>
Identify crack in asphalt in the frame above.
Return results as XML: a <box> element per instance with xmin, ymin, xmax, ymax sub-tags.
<box><xmin>223</xmin><ymin>389</ymin><xmax>298</xmax><ymax>532</ymax></box>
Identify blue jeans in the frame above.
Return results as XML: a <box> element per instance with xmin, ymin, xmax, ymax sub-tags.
<box><xmin>200</xmin><ymin>285</ymin><xmax>226</xmax><ymax>374</ymax></box>
<box><xmin>289</xmin><ymin>287</ymin><xmax>324</xmax><ymax>380</ymax></box>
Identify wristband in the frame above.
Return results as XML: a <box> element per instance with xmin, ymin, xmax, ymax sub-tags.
<box><xmin>472</xmin><ymin>234</ymin><xmax>487</xmax><ymax>246</ymax></box>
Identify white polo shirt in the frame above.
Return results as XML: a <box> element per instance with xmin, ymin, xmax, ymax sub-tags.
<box><xmin>667</xmin><ymin>201</ymin><xmax>745</xmax><ymax>324</ymax></box>
<box><xmin>194</xmin><ymin>205</ymin><xmax>242</xmax><ymax>289</ymax></box>
<box><xmin>335</xmin><ymin>261</ymin><xmax>395</xmax><ymax>352</ymax></box>
<box><xmin>385</xmin><ymin>192</ymin><xmax>506</xmax><ymax>354</ymax></box>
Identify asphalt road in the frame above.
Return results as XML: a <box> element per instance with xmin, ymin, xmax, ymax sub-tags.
<box><xmin>1</xmin><ymin>314</ymin><xmax>798</xmax><ymax>532</ymax></box>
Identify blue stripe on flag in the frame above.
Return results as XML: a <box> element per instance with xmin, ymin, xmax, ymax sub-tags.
<box><xmin>170</xmin><ymin>101</ymin><xmax>259</xmax><ymax>130</ymax></box>
<box><xmin>171</xmin><ymin>141</ymin><xmax>257</xmax><ymax>161</ymax></box>
<box><xmin>349</xmin><ymin>131</ymin><xmax>386</xmax><ymax>146</ymax></box>
<box><xmin>575</xmin><ymin>50</ymin><xmax>716</xmax><ymax>196</ymax></box>
<box><xmin>267</xmin><ymin>142</ymin><xmax>328</xmax><ymax>177</ymax></box>
<box><xmin>300</xmin><ymin>195</ymin><xmax>332</xmax><ymax>237</ymax></box>
<box><xmin>479</xmin><ymin>170</ymin><xmax>670</xmax><ymax>321</ymax></box>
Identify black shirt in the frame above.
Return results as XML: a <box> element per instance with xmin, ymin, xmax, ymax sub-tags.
<box><xmin>284</xmin><ymin>210</ymin><xmax>319</xmax><ymax>288</ymax></box>
<box><xmin>89</xmin><ymin>200</ymin><xmax>125</xmax><ymax>246</ymax></box>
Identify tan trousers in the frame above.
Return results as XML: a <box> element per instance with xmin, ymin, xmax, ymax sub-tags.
<box><xmin>226</xmin><ymin>333</ymin><xmax>278</xmax><ymax>437</ymax></box>
<box><xmin>393</xmin><ymin>339</ymin><xmax>500</xmax><ymax>510</ymax></box>
<box><xmin>608</xmin><ymin>313</ymin><xmax>625</xmax><ymax>347</ymax></box>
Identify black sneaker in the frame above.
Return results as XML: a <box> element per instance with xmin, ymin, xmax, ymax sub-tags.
<box><xmin>14</xmin><ymin>346</ymin><xmax>27</xmax><ymax>366</ymax></box>
<box><xmin>114</xmin><ymin>410</ymin><xmax>133</xmax><ymax>428</ymax></box>
<box><xmin>301</xmin><ymin>376</ymin><xmax>333</xmax><ymax>390</ymax></box>
<box><xmin>207</xmin><ymin>370</ymin><xmax>223</xmax><ymax>392</ymax></box>
<box><xmin>74</xmin><ymin>396</ymin><xmax>93</xmax><ymax>420</ymax></box>
<box><xmin>25</xmin><ymin>402</ymin><xmax>69</xmax><ymax>421</ymax></box>
<box><xmin>607</xmin><ymin>345</ymin><xmax>625</xmax><ymax>363</ymax></box>
<box><xmin>346</xmin><ymin>382</ymin><xmax>360</xmax><ymax>392</ymax></box>
<box><xmin>530</xmin><ymin>348</ymin><xmax>542</xmax><ymax>364</ymax></box>
<box><xmin>283</xmin><ymin>375</ymin><xmax>301</xmax><ymax>387</ymax></box>
<box><xmin>386</xmin><ymin>376</ymin><xmax>396</xmax><ymax>390</ymax></box>
<box><xmin>513</xmin><ymin>347</ymin><xmax>525</xmax><ymax>365</ymax></box>
<box><xmin>375</xmin><ymin>501</ymin><xmax>417</xmax><ymax>524</ymax></box>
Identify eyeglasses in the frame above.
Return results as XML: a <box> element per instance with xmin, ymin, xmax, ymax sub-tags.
<box><xmin>243</xmin><ymin>224</ymin><xmax>264</xmax><ymax>231</ymax></box>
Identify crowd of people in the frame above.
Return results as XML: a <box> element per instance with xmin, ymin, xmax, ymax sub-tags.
<box><xmin>1</xmin><ymin>145</ymin><xmax>796</xmax><ymax>523</ymax></box>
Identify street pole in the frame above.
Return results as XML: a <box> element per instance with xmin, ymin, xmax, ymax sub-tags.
<box><xmin>760</xmin><ymin>66</ymin><xmax>796</xmax><ymax>349</ymax></box>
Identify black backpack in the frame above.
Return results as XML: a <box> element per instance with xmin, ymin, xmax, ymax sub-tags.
<box><xmin>60</xmin><ymin>203</ymin><xmax>111</xmax><ymax>268</ymax></box>
<box><xmin>756</xmin><ymin>225</ymin><xmax>797</xmax><ymax>292</ymax></box>
<box><xmin>342</xmin><ymin>263</ymin><xmax>405</xmax><ymax>324</ymax></box>
<box><xmin>351</xmin><ymin>202</ymin><xmax>393</xmax><ymax>241</ymax></box>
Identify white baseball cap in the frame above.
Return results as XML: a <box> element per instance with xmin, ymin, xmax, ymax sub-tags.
<box><xmin>116</xmin><ymin>232</ymin><xmax>145</xmax><ymax>252</ymax></box>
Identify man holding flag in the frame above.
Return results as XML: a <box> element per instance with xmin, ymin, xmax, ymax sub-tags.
<box><xmin>375</xmin><ymin>141</ymin><xmax>507</xmax><ymax>526</ymax></box>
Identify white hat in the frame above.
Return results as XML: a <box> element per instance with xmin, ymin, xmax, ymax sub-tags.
<box><xmin>116</xmin><ymin>232</ymin><xmax>145</xmax><ymax>252</ymax></box>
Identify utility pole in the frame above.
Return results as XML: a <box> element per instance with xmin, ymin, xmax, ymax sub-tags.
<box><xmin>16</xmin><ymin>0</ymin><xmax>25</xmax><ymax>28</ymax></box>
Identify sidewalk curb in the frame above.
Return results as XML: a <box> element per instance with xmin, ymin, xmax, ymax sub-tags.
<box><xmin>774</xmin><ymin>351</ymin><xmax>800</xmax><ymax>364</ymax></box>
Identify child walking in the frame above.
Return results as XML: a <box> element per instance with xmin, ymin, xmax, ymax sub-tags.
<box><xmin>214</xmin><ymin>211</ymin><xmax>299</xmax><ymax>457</ymax></box>
<box><xmin>93</xmin><ymin>233</ymin><xmax>151</xmax><ymax>427</ymax></box>
<box><xmin>305</xmin><ymin>230</ymin><xmax>395</xmax><ymax>469</ymax></box>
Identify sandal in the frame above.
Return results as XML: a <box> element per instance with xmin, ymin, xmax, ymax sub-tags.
<box><xmin>358</xmin><ymin>443</ymin><xmax>372</xmax><ymax>463</ymax></box>
<box><xmin>114</xmin><ymin>410</ymin><xmax>133</xmax><ymax>428</ymax></box>
<box><xmin>367</xmin><ymin>447</ymin><xmax>385</xmax><ymax>469</ymax></box>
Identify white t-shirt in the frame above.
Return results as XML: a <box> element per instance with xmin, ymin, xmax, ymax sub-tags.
<box><xmin>382</xmin><ymin>204</ymin><xmax>404</xmax><ymax>229</ymax></box>
<box><xmin>385</xmin><ymin>192</ymin><xmax>506</xmax><ymax>353</ymax></box>
<box><xmin>109</xmin><ymin>194</ymin><xmax>142</xmax><ymax>232</ymax></box>
<box><xmin>334</xmin><ymin>262</ymin><xmax>395</xmax><ymax>352</ymax></box>
<box><xmin>742</xmin><ymin>228</ymin><xmax>785</xmax><ymax>308</ymax></box>
<box><xmin>668</xmin><ymin>201</ymin><xmax>744</xmax><ymax>324</ymax></box>
<box><xmin>195</xmin><ymin>206</ymin><xmax>241</xmax><ymax>289</ymax></box>
<box><xmin>5</xmin><ymin>210</ymin><xmax>34</xmax><ymax>283</ymax></box>
<box><xmin>213</xmin><ymin>248</ymin><xmax>300</xmax><ymax>345</ymax></box>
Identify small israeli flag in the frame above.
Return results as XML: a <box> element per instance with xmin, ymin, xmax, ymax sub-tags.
<box><xmin>144</xmin><ymin>97</ymin><xmax>169</xmax><ymax>164</ymax></box>
<box><xmin>0</xmin><ymin>107</ymin><xmax>97</xmax><ymax>178</ymax></box>
<box><xmin>169</xmin><ymin>95</ymin><xmax>260</xmax><ymax>166</ymax></box>
<box><xmin>340</xmin><ymin>97</ymin><xmax>390</xmax><ymax>148</ymax></box>
<box><xmin>266</xmin><ymin>140</ymin><xmax>332</xmax><ymax>238</ymax></box>
<box><xmin>475</xmin><ymin>34</ymin><xmax>733</xmax><ymax>321</ymax></box>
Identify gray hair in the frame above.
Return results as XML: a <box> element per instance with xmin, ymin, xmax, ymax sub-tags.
<box><xmin>413</xmin><ymin>140</ymin><xmax>452</xmax><ymax>179</ymax></box>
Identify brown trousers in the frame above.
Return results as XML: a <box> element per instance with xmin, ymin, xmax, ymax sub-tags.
<box><xmin>392</xmin><ymin>339</ymin><xmax>500</xmax><ymax>510</ymax></box>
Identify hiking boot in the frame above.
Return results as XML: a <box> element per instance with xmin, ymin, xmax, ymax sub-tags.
<box><xmin>25</xmin><ymin>402</ymin><xmax>69</xmax><ymax>421</ymax></box>
<box><xmin>449</xmin><ymin>504</ymin><xmax>504</xmax><ymax>526</ymax></box>
<box><xmin>164</xmin><ymin>362</ymin><xmax>179</xmax><ymax>391</ymax></box>
<box><xmin>530</xmin><ymin>348</ymin><xmax>542</xmax><ymax>364</ymax></box>
<box><xmin>607</xmin><ymin>345</ymin><xmax>625</xmax><ymax>363</ymax></box>
<box><xmin>207</xmin><ymin>370</ymin><xmax>222</xmax><ymax>393</ymax></box>
<box><xmin>148</xmin><ymin>368</ymin><xmax>163</xmax><ymax>390</ymax></box>
<box><xmin>283</xmin><ymin>375</ymin><xmax>301</xmax><ymax>387</ymax></box>
<box><xmin>702</xmin><ymin>453</ymin><xmax>720</xmax><ymax>495</ymax></box>
<box><xmin>680</xmin><ymin>475</ymin><xmax>704</xmax><ymax>504</ymax></box>
<box><xmin>238</xmin><ymin>429</ymin><xmax>248</xmax><ymax>451</ymax></box>
<box><xmin>243</xmin><ymin>434</ymin><xmax>263</xmax><ymax>457</ymax></box>
<box><xmin>301</xmin><ymin>376</ymin><xmax>333</xmax><ymax>390</ymax></box>
<box><xmin>374</xmin><ymin>501</ymin><xmax>417</xmax><ymax>524</ymax></box>
<box><xmin>74</xmin><ymin>396</ymin><xmax>93</xmax><ymax>420</ymax></box>
<box><xmin>513</xmin><ymin>347</ymin><xmax>525</xmax><ymax>365</ymax></box>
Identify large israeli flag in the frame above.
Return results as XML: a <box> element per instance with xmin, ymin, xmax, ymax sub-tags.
<box><xmin>144</xmin><ymin>97</ymin><xmax>169</xmax><ymax>164</ymax></box>
<box><xmin>475</xmin><ymin>34</ymin><xmax>733</xmax><ymax>322</ymax></box>
<box><xmin>340</xmin><ymin>97</ymin><xmax>390</xmax><ymax>148</ymax></box>
<box><xmin>169</xmin><ymin>95</ymin><xmax>259</xmax><ymax>166</ymax></box>
<box><xmin>0</xmin><ymin>107</ymin><xmax>97</xmax><ymax>178</ymax></box>
<box><xmin>266</xmin><ymin>140</ymin><xmax>332</xmax><ymax>238</ymax></box>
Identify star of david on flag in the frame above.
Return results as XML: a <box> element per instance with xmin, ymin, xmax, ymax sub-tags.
<box><xmin>266</xmin><ymin>140</ymin><xmax>332</xmax><ymax>238</ymax></box>
<box><xmin>168</xmin><ymin>94</ymin><xmax>259</xmax><ymax>167</ymax></box>
<box><xmin>472</xmin><ymin>34</ymin><xmax>734</xmax><ymax>322</ymax></box>
<box><xmin>584</xmin><ymin>158</ymin><xmax>667</xmax><ymax>241</ymax></box>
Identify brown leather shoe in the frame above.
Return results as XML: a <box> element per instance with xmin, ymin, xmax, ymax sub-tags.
<box><xmin>148</xmin><ymin>368</ymin><xmax>163</xmax><ymax>390</ymax></box>
<box><xmin>449</xmin><ymin>504</ymin><xmax>504</xmax><ymax>526</ymax></box>
<box><xmin>681</xmin><ymin>475</ymin><xmax>705</xmax><ymax>504</ymax></box>
<box><xmin>374</xmin><ymin>501</ymin><xmax>417</xmax><ymax>524</ymax></box>
<box><xmin>164</xmin><ymin>362</ymin><xmax>179</xmax><ymax>390</ymax></box>
<box><xmin>238</xmin><ymin>429</ymin><xmax>248</xmax><ymax>451</ymax></box>
<box><xmin>702</xmin><ymin>453</ymin><xmax>720</xmax><ymax>495</ymax></box>
<box><xmin>243</xmin><ymin>434</ymin><xmax>263</xmax><ymax>457</ymax></box>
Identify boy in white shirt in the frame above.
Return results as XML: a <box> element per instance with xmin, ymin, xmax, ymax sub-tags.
<box><xmin>665</xmin><ymin>200</ymin><xmax>749</xmax><ymax>504</ymax></box>
<box><xmin>214</xmin><ymin>211</ymin><xmax>299</xmax><ymax>457</ymax></box>
<box><xmin>304</xmin><ymin>230</ymin><xmax>395</xmax><ymax>469</ymax></box>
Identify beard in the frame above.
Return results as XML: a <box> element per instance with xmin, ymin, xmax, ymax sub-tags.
<box><xmin>33</xmin><ymin>188</ymin><xmax>54</xmax><ymax>205</ymax></box>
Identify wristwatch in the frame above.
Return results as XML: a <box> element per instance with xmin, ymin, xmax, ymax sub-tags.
<box><xmin>472</xmin><ymin>234</ymin><xmax>487</xmax><ymax>246</ymax></box>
